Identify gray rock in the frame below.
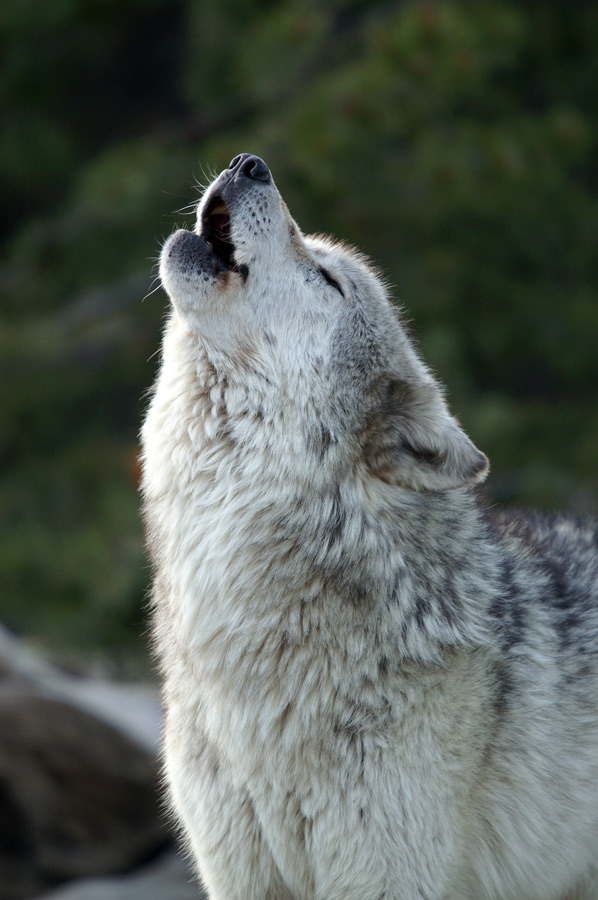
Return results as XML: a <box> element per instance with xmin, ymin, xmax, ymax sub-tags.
<box><xmin>30</xmin><ymin>849</ymin><xmax>203</xmax><ymax>900</ymax></box>
<box><xmin>0</xmin><ymin>684</ymin><xmax>168</xmax><ymax>900</ymax></box>
<box><xmin>0</xmin><ymin>625</ymin><xmax>162</xmax><ymax>752</ymax></box>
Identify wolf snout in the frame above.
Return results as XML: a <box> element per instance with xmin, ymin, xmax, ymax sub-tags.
<box><xmin>227</xmin><ymin>153</ymin><xmax>271</xmax><ymax>184</ymax></box>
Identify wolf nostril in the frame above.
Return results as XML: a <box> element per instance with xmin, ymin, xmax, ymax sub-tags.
<box><xmin>240</xmin><ymin>156</ymin><xmax>271</xmax><ymax>183</ymax></box>
<box><xmin>228</xmin><ymin>153</ymin><xmax>271</xmax><ymax>183</ymax></box>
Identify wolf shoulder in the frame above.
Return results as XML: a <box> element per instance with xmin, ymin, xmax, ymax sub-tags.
<box><xmin>488</xmin><ymin>508</ymin><xmax>598</xmax><ymax>678</ymax></box>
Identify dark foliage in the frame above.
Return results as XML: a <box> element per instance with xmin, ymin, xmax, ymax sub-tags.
<box><xmin>1</xmin><ymin>0</ymin><xmax>596</xmax><ymax>654</ymax></box>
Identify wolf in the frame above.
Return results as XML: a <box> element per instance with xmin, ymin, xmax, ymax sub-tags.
<box><xmin>141</xmin><ymin>153</ymin><xmax>598</xmax><ymax>900</ymax></box>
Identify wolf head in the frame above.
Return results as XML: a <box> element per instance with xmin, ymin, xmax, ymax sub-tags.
<box><xmin>159</xmin><ymin>153</ymin><xmax>488</xmax><ymax>493</ymax></box>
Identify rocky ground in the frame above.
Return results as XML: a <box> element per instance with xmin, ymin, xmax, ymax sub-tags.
<box><xmin>0</xmin><ymin>626</ymin><xmax>204</xmax><ymax>900</ymax></box>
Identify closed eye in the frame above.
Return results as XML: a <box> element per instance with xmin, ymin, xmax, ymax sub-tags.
<box><xmin>319</xmin><ymin>266</ymin><xmax>344</xmax><ymax>297</ymax></box>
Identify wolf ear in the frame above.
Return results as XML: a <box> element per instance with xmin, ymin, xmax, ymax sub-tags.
<box><xmin>364</xmin><ymin>378</ymin><xmax>489</xmax><ymax>492</ymax></box>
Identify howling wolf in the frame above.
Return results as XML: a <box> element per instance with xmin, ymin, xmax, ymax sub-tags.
<box><xmin>141</xmin><ymin>153</ymin><xmax>598</xmax><ymax>900</ymax></box>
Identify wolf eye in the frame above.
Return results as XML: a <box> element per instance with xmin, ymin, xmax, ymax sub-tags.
<box><xmin>319</xmin><ymin>267</ymin><xmax>344</xmax><ymax>297</ymax></box>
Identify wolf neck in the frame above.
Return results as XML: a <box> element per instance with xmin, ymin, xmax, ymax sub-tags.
<box><xmin>144</xmin><ymin>329</ymin><xmax>496</xmax><ymax>667</ymax></box>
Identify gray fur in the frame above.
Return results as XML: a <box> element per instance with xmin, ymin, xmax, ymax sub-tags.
<box><xmin>141</xmin><ymin>156</ymin><xmax>598</xmax><ymax>900</ymax></box>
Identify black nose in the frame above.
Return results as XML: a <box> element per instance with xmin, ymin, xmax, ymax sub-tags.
<box><xmin>228</xmin><ymin>153</ymin><xmax>271</xmax><ymax>184</ymax></box>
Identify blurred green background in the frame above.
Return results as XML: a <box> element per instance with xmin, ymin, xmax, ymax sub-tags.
<box><xmin>1</xmin><ymin>0</ymin><xmax>597</xmax><ymax>666</ymax></box>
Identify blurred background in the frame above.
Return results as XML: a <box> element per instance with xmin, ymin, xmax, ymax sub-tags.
<box><xmin>2</xmin><ymin>0</ymin><xmax>598</xmax><ymax>744</ymax></box>
<box><xmin>1</xmin><ymin>1</ymin><xmax>597</xmax><ymax>896</ymax></box>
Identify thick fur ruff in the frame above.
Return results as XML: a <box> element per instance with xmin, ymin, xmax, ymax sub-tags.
<box><xmin>141</xmin><ymin>154</ymin><xmax>598</xmax><ymax>900</ymax></box>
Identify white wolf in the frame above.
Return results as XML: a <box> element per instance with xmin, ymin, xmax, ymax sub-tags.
<box><xmin>141</xmin><ymin>154</ymin><xmax>598</xmax><ymax>900</ymax></box>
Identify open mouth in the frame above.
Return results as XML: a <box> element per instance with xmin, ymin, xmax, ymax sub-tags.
<box><xmin>201</xmin><ymin>195</ymin><xmax>246</xmax><ymax>276</ymax></box>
